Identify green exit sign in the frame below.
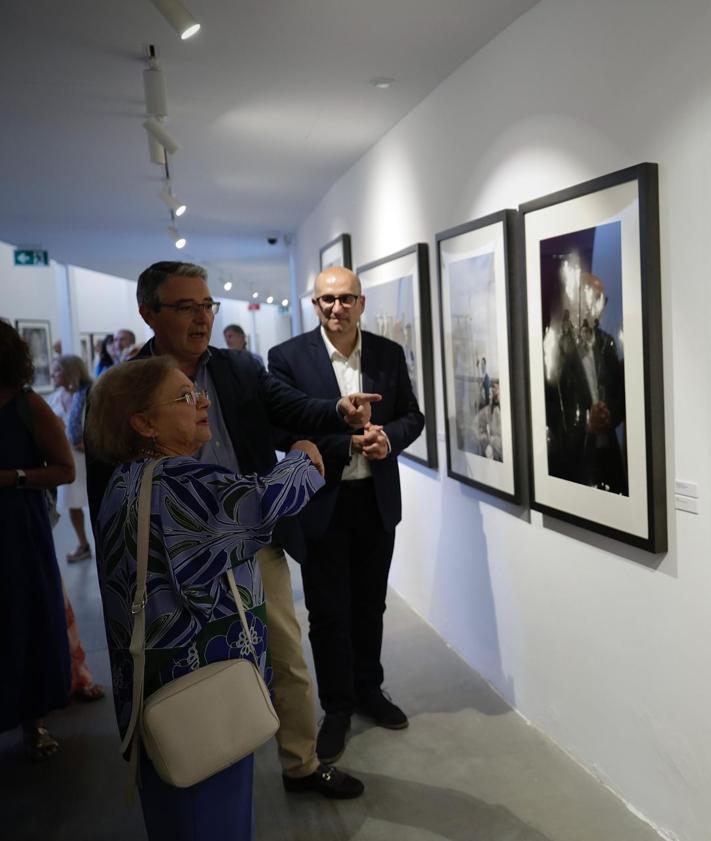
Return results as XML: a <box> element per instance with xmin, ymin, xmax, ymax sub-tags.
<box><xmin>14</xmin><ymin>249</ymin><xmax>49</xmax><ymax>266</ymax></box>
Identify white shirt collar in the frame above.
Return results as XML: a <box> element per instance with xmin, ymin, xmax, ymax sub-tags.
<box><xmin>320</xmin><ymin>325</ymin><xmax>361</xmax><ymax>362</ymax></box>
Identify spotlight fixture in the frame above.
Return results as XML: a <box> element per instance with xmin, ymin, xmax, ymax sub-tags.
<box><xmin>143</xmin><ymin>116</ymin><xmax>179</xmax><ymax>154</ymax></box>
<box><xmin>143</xmin><ymin>47</ymin><xmax>168</xmax><ymax>117</ymax></box>
<box><xmin>251</xmin><ymin>291</ymin><xmax>259</xmax><ymax>299</ymax></box>
<box><xmin>147</xmin><ymin>134</ymin><xmax>166</xmax><ymax>166</ymax></box>
<box><xmin>148</xmin><ymin>0</ymin><xmax>201</xmax><ymax>40</ymax></box>
<box><xmin>281</xmin><ymin>299</ymin><xmax>289</xmax><ymax>307</ymax></box>
<box><xmin>168</xmin><ymin>224</ymin><xmax>186</xmax><ymax>249</ymax></box>
<box><xmin>159</xmin><ymin>183</ymin><xmax>186</xmax><ymax>216</ymax></box>
<box><xmin>370</xmin><ymin>77</ymin><xmax>395</xmax><ymax>89</ymax></box>
<box><xmin>266</xmin><ymin>295</ymin><xmax>274</xmax><ymax>305</ymax></box>
<box><xmin>223</xmin><ymin>281</ymin><xmax>232</xmax><ymax>291</ymax></box>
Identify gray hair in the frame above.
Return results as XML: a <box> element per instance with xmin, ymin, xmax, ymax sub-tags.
<box><xmin>136</xmin><ymin>261</ymin><xmax>208</xmax><ymax>310</ymax></box>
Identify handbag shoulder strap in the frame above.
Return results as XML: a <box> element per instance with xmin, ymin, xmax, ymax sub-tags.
<box><xmin>119</xmin><ymin>459</ymin><xmax>162</xmax><ymax>763</ymax></box>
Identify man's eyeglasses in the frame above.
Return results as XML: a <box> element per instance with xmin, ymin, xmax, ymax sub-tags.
<box><xmin>148</xmin><ymin>390</ymin><xmax>209</xmax><ymax>410</ymax></box>
<box><xmin>314</xmin><ymin>294</ymin><xmax>361</xmax><ymax>309</ymax></box>
<box><xmin>156</xmin><ymin>301</ymin><xmax>221</xmax><ymax>316</ymax></box>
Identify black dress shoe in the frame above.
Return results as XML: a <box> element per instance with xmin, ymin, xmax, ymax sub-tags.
<box><xmin>357</xmin><ymin>690</ymin><xmax>408</xmax><ymax>729</ymax></box>
<box><xmin>316</xmin><ymin>712</ymin><xmax>351</xmax><ymax>763</ymax></box>
<box><xmin>283</xmin><ymin>764</ymin><xmax>364</xmax><ymax>799</ymax></box>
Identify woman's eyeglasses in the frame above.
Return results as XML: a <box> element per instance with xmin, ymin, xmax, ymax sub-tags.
<box><xmin>148</xmin><ymin>390</ymin><xmax>209</xmax><ymax>410</ymax></box>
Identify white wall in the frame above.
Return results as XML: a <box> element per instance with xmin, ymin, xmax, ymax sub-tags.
<box><xmin>0</xmin><ymin>240</ymin><xmax>60</xmax><ymax>342</ymax></box>
<box><xmin>1</xmin><ymin>247</ymin><xmax>293</xmax><ymax>363</ymax></box>
<box><xmin>294</xmin><ymin>2</ymin><xmax>711</xmax><ymax>839</ymax></box>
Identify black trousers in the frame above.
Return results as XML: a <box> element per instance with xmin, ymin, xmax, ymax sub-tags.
<box><xmin>300</xmin><ymin>479</ymin><xmax>396</xmax><ymax>714</ymax></box>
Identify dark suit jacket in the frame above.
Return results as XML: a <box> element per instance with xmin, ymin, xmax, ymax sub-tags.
<box><xmin>268</xmin><ymin>328</ymin><xmax>424</xmax><ymax>539</ymax></box>
<box><xmin>86</xmin><ymin>344</ymin><xmax>347</xmax><ymax>561</ymax></box>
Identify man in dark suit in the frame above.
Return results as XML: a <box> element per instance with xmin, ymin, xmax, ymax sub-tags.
<box><xmin>86</xmin><ymin>261</ymin><xmax>380</xmax><ymax>799</ymax></box>
<box><xmin>269</xmin><ymin>266</ymin><xmax>424</xmax><ymax>763</ymax></box>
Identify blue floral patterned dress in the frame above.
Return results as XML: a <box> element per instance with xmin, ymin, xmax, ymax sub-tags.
<box><xmin>94</xmin><ymin>451</ymin><xmax>323</xmax><ymax>743</ymax></box>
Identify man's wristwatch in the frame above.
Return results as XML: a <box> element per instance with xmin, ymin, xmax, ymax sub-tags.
<box><xmin>15</xmin><ymin>469</ymin><xmax>27</xmax><ymax>488</ymax></box>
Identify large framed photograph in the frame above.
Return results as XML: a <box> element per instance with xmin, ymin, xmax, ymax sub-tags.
<box><xmin>16</xmin><ymin>319</ymin><xmax>53</xmax><ymax>393</ymax></box>
<box><xmin>437</xmin><ymin>210</ymin><xmax>523</xmax><ymax>502</ymax></box>
<box><xmin>319</xmin><ymin>233</ymin><xmax>353</xmax><ymax>271</ymax></box>
<box><xmin>521</xmin><ymin>163</ymin><xmax>666</xmax><ymax>552</ymax></box>
<box><xmin>357</xmin><ymin>243</ymin><xmax>437</xmax><ymax>468</ymax></box>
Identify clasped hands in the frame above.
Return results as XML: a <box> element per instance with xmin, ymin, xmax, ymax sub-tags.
<box><xmin>352</xmin><ymin>422</ymin><xmax>389</xmax><ymax>461</ymax></box>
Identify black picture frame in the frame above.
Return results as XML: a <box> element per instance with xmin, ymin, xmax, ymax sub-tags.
<box><xmin>520</xmin><ymin>162</ymin><xmax>666</xmax><ymax>553</ymax></box>
<box><xmin>436</xmin><ymin>210</ymin><xmax>525</xmax><ymax>503</ymax></box>
<box><xmin>357</xmin><ymin>243</ymin><xmax>437</xmax><ymax>469</ymax></box>
<box><xmin>15</xmin><ymin>318</ymin><xmax>53</xmax><ymax>393</ymax></box>
<box><xmin>319</xmin><ymin>233</ymin><xmax>353</xmax><ymax>271</ymax></box>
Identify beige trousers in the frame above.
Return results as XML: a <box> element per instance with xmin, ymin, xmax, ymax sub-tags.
<box><xmin>257</xmin><ymin>545</ymin><xmax>320</xmax><ymax>778</ymax></box>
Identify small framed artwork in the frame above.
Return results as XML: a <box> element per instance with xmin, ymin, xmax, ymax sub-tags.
<box><xmin>437</xmin><ymin>210</ymin><xmax>524</xmax><ymax>502</ymax></box>
<box><xmin>299</xmin><ymin>292</ymin><xmax>320</xmax><ymax>334</ymax></box>
<box><xmin>357</xmin><ymin>243</ymin><xmax>437</xmax><ymax>468</ymax></box>
<box><xmin>80</xmin><ymin>332</ymin><xmax>94</xmax><ymax>373</ymax></box>
<box><xmin>319</xmin><ymin>233</ymin><xmax>353</xmax><ymax>271</ymax></box>
<box><xmin>16</xmin><ymin>319</ymin><xmax>53</xmax><ymax>393</ymax></box>
<box><xmin>520</xmin><ymin>162</ymin><xmax>666</xmax><ymax>552</ymax></box>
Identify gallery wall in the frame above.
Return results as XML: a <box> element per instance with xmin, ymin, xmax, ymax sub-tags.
<box><xmin>1</xmin><ymin>241</ymin><xmax>293</xmax><ymax>365</ymax></box>
<box><xmin>294</xmin><ymin>1</ymin><xmax>711</xmax><ymax>839</ymax></box>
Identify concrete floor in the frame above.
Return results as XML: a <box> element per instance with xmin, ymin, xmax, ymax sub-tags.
<box><xmin>0</xmin><ymin>512</ymin><xmax>663</xmax><ymax>841</ymax></box>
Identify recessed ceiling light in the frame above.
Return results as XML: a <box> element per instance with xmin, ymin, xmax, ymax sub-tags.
<box><xmin>251</xmin><ymin>291</ymin><xmax>259</xmax><ymax>299</ymax></box>
<box><xmin>266</xmin><ymin>295</ymin><xmax>274</xmax><ymax>304</ymax></box>
<box><xmin>223</xmin><ymin>281</ymin><xmax>232</xmax><ymax>291</ymax></box>
<box><xmin>281</xmin><ymin>298</ymin><xmax>289</xmax><ymax>307</ymax></box>
<box><xmin>370</xmin><ymin>77</ymin><xmax>394</xmax><ymax>89</ymax></box>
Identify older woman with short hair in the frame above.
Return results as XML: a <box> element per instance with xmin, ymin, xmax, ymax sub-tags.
<box><xmin>86</xmin><ymin>355</ymin><xmax>325</xmax><ymax>841</ymax></box>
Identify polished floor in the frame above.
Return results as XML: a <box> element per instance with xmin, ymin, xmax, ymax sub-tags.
<box><xmin>1</xmin><ymin>512</ymin><xmax>662</xmax><ymax>841</ymax></box>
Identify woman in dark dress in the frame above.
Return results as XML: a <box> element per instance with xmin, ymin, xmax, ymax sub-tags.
<box><xmin>0</xmin><ymin>321</ymin><xmax>75</xmax><ymax>759</ymax></box>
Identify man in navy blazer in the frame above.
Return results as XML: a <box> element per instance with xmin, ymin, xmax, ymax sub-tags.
<box><xmin>269</xmin><ymin>266</ymin><xmax>424</xmax><ymax>764</ymax></box>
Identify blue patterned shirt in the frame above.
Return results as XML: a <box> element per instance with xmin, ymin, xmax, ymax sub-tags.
<box><xmin>95</xmin><ymin>451</ymin><xmax>323</xmax><ymax>739</ymax></box>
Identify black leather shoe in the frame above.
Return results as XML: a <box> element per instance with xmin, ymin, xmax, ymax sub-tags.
<box><xmin>357</xmin><ymin>690</ymin><xmax>408</xmax><ymax>729</ymax></box>
<box><xmin>316</xmin><ymin>712</ymin><xmax>351</xmax><ymax>763</ymax></box>
<box><xmin>283</xmin><ymin>764</ymin><xmax>364</xmax><ymax>799</ymax></box>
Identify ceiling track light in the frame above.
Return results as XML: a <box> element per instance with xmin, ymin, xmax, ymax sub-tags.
<box><xmin>148</xmin><ymin>0</ymin><xmax>201</xmax><ymax>40</ymax></box>
<box><xmin>143</xmin><ymin>116</ymin><xmax>179</xmax><ymax>155</ymax></box>
<box><xmin>147</xmin><ymin>133</ymin><xmax>166</xmax><ymax>166</ymax></box>
<box><xmin>143</xmin><ymin>45</ymin><xmax>168</xmax><ymax>117</ymax></box>
<box><xmin>159</xmin><ymin>182</ymin><xmax>186</xmax><ymax>216</ymax></box>
<box><xmin>266</xmin><ymin>295</ymin><xmax>274</xmax><ymax>305</ymax></box>
<box><xmin>168</xmin><ymin>224</ymin><xmax>186</xmax><ymax>249</ymax></box>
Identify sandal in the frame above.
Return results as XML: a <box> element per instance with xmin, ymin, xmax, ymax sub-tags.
<box><xmin>67</xmin><ymin>544</ymin><xmax>92</xmax><ymax>562</ymax></box>
<box><xmin>23</xmin><ymin>725</ymin><xmax>59</xmax><ymax>762</ymax></box>
<box><xmin>73</xmin><ymin>683</ymin><xmax>105</xmax><ymax>702</ymax></box>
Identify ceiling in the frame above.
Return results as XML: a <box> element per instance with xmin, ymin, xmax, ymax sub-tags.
<box><xmin>0</xmin><ymin>0</ymin><xmax>537</xmax><ymax>301</ymax></box>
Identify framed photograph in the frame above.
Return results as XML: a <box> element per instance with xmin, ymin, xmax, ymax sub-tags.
<box><xmin>15</xmin><ymin>319</ymin><xmax>53</xmax><ymax>393</ymax></box>
<box><xmin>520</xmin><ymin>163</ymin><xmax>666</xmax><ymax>552</ymax></box>
<box><xmin>80</xmin><ymin>332</ymin><xmax>94</xmax><ymax>374</ymax></box>
<box><xmin>437</xmin><ymin>210</ymin><xmax>524</xmax><ymax>502</ymax></box>
<box><xmin>299</xmin><ymin>292</ymin><xmax>320</xmax><ymax>334</ymax></box>
<box><xmin>357</xmin><ymin>243</ymin><xmax>437</xmax><ymax>468</ymax></box>
<box><xmin>319</xmin><ymin>233</ymin><xmax>353</xmax><ymax>271</ymax></box>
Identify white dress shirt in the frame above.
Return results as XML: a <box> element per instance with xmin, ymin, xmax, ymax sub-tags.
<box><xmin>320</xmin><ymin>326</ymin><xmax>372</xmax><ymax>481</ymax></box>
